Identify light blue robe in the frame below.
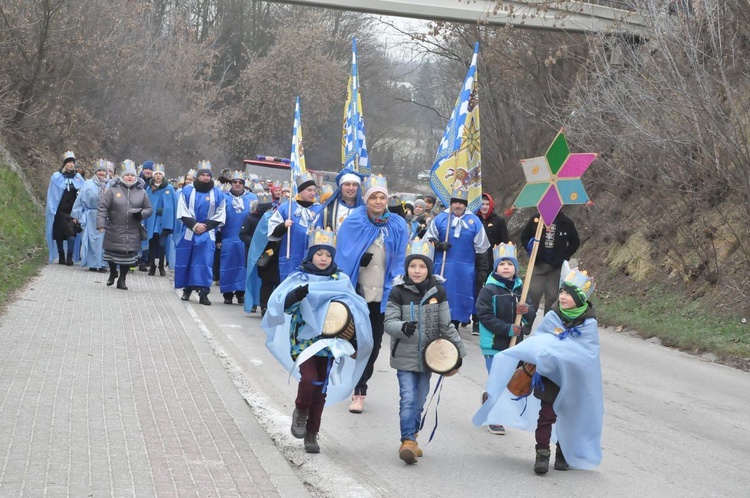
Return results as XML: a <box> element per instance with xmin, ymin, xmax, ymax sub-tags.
<box><xmin>426</xmin><ymin>211</ymin><xmax>489</xmax><ymax>322</ymax></box>
<box><xmin>142</xmin><ymin>182</ymin><xmax>177</xmax><ymax>251</ymax></box>
<box><xmin>174</xmin><ymin>185</ymin><xmax>226</xmax><ymax>289</ymax></box>
<box><xmin>473</xmin><ymin>309</ymin><xmax>604</xmax><ymax>470</ymax></box>
<box><xmin>219</xmin><ymin>191</ymin><xmax>255</xmax><ymax>293</ymax></box>
<box><xmin>261</xmin><ymin>269</ymin><xmax>374</xmax><ymax>405</ymax></box>
<box><xmin>245</xmin><ymin>210</ymin><xmax>273</xmax><ymax>313</ymax></box>
<box><xmin>45</xmin><ymin>171</ymin><xmax>84</xmax><ymax>263</ymax></box>
<box><xmin>70</xmin><ymin>177</ymin><xmax>106</xmax><ymax>269</ymax></box>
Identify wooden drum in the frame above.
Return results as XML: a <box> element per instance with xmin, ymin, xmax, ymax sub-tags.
<box><xmin>507</xmin><ymin>362</ymin><xmax>536</xmax><ymax>397</ymax></box>
<box><xmin>423</xmin><ymin>338</ymin><xmax>460</xmax><ymax>375</ymax></box>
<box><xmin>322</xmin><ymin>300</ymin><xmax>356</xmax><ymax>340</ymax></box>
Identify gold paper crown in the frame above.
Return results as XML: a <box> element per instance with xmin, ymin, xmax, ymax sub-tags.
<box><xmin>450</xmin><ymin>187</ymin><xmax>469</xmax><ymax>202</ymax></box>
<box><xmin>62</xmin><ymin>150</ymin><xmax>76</xmax><ymax>163</ymax></box>
<box><xmin>320</xmin><ymin>184</ymin><xmax>333</xmax><ymax>194</ymax></box>
<box><xmin>272</xmin><ymin>180</ymin><xmax>282</xmax><ymax>188</ymax></box>
<box><xmin>186</xmin><ymin>168</ymin><xmax>197</xmax><ymax>177</ymax></box>
<box><xmin>176</xmin><ymin>175</ymin><xmax>185</xmax><ymax>185</ymax></box>
<box><xmin>153</xmin><ymin>163</ymin><xmax>166</xmax><ymax>174</ymax></box>
<box><xmin>197</xmin><ymin>160</ymin><xmax>212</xmax><ymax>170</ymax></box>
<box><xmin>120</xmin><ymin>159</ymin><xmax>136</xmax><ymax>173</ymax></box>
<box><xmin>256</xmin><ymin>191</ymin><xmax>273</xmax><ymax>204</ymax></box>
<box><xmin>563</xmin><ymin>268</ymin><xmax>596</xmax><ymax>300</ymax></box>
<box><xmin>230</xmin><ymin>170</ymin><xmax>245</xmax><ymax>181</ymax></box>
<box><xmin>388</xmin><ymin>194</ymin><xmax>401</xmax><ymax>207</ymax></box>
<box><xmin>363</xmin><ymin>174</ymin><xmax>388</xmax><ymax>192</ymax></box>
<box><xmin>308</xmin><ymin>227</ymin><xmax>336</xmax><ymax>250</ymax></box>
<box><xmin>252</xmin><ymin>182</ymin><xmax>266</xmax><ymax>193</ymax></box>
<box><xmin>406</xmin><ymin>237</ymin><xmax>435</xmax><ymax>262</ymax></box>
<box><xmin>492</xmin><ymin>242</ymin><xmax>517</xmax><ymax>262</ymax></box>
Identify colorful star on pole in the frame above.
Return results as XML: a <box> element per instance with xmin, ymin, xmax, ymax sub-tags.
<box><xmin>512</xmin><ymin>129</ymin><xmax>597</xmax><ymax>227</ymax></box>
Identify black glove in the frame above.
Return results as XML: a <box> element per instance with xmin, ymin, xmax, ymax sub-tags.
<box><xmin>360</xmin><ymin>253</ymin><xmax>373</xmax><ymax>267</ymax></box>
<box><xmin>284</xmin><ymin>284</ymin><xmax>309</xmax><ymax>309</ymax></box>
<box><xmin>435</xmin><ymin>241</ymin><xmax>452</xmax><ymax>252</ymax></box>
<box><xmin>162</xmin><ymin>229</ymin><xmax>173</xmax><ymax>237</ymax></box>
<box><xmin>156</xmin><ymin>207</ymin><xmax>163</xmax><ymax>216</ymax></box>
<box><xmin>131</xmin><ymin>211</ymin><xmax>142</xmax><ymax>221</ymax></box>
<box><xmin>401</xmin><ymin>321</ymin><xmax>417</xmax><ymax>337</ymax></box>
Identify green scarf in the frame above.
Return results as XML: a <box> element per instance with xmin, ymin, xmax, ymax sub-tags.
<box><xmin>559</xmin><ymin>302</ymin><xmax>588</xmax><ymax>322</ymax></box>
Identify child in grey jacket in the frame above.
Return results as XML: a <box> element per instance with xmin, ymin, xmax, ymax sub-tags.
<box><xmin>384</xmin><ymin>239</ymin><xmax>467</xmax><ymax>465</ymax></box>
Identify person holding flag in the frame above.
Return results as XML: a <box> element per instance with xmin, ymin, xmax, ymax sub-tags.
<box><xmin>314</xmin><ymin>170</ymin><xmax>363</xmax><ymax>233</ymax></box>
<box><xmin>266</xmin><ymin>97</ymin><xmax>322</xmax><ymax>282</ymax></box>
<box><xmin>342</xmin><ymin>38</ymin><xmax>370</xmax><ymax>178</ymax></box>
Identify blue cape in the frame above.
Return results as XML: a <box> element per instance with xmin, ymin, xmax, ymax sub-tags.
<box><xmin>334</xmin><ymin>206</ymin><xmax>409</xmax><ymax>313</ymax></box>
<box><xmin>261</xmin><ymin>269</ymin><xmax>373</xmax><ymax>405</ymax></box>
<box><xmin>45</xmin><ymin>171</ymin><xmax>84</xmax><ymax>263</ymax></box>
<box><xmin>219</xmin><ymin>192</ymin><xmax>254</xmax><ymax>293</ymax></box>
<box><xmin>473</xmin><ymin>310</ymin><xmax>604</xmax><ymax>469</ymax></box>
<box><xmin>70</xmin><ymin>177</ymin><xmax>105</xmax><ymax>268</ymax></box>
<box><xmin>245</xmin><ymin>210</ymin><xmax>273</xmax><ymax>313</ymax></box>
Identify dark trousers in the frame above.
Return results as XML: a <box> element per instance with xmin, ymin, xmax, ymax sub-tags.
<box><xmin>185</xmin><ymin>286</ymin><xmax>210</xmax><ymax>296</ymax></box>
<box><xmin>148</xmin><ymin>233</ymin><xmax>167</xmax><ymax>266</ymax></box>
<box><xmin>260</xmin><ymin>280</ymin><xmax>276</xmax><ymax>310</ymax></box>
<box><xmin>55</xmin><ymin>237</ymin><xmax>76</xmax><ymax>258</ymax></box>
<box><xmin>296</xmin><ymin>356</ymin><xmax>330</xmax><ymax>434</ymax></box>
<box><xmin>535</xmin><ymin>400</ymin><xmax>558</xmax><ymax>450</ymax></box>
<box><xmin>354</xmin><ymin>301</ymin><xmax>384</xmax><ymax>396</ymax></box>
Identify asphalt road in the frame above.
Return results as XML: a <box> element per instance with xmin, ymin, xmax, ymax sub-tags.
<box><xmin>186</xmin><ymin>294</ymin><xmax>750</xmax><ymax>497</ymax></box>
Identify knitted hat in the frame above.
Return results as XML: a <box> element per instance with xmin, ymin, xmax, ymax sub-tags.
<box><xmin>338</xmin><ymin>172</ymin><xmax>362</xmax><ymax>186</ymax></box>
<box><xmin>560</xmin><ymin>268</ymin><xmax>596</xmax><ymax>307</ymax></box>
<box><xmin>404</xmin><ymin>238</ymin><xmax>434</xmax><ymax>277</ymax></box>
<box><xmin>414</xmin><ymin>199</ymin><xmax>427</xmax><ymax>210</ymax></box>
<box><xmin>141</xmin><ymin>160</ymin><xmax>155</xmax><ymax>171</ymax></box>
<box><xmin>295</xmin><ymin>172</ymin><xmax>316</xmax><ymax>193</ymax></box>
<box><xmin>196</xmin><ymin>160</ymin><xmax>212</xmax><ymax>177</ymax></box>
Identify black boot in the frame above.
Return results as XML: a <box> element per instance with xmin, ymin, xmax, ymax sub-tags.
<box><xmin>223</xmin><ymin>292</ymin><xmax>234</xmax><ymax>305</ymax></box>
<box><xmin>554</xmin><ymin>443</ymin><xmax>569</xmax><ymax>471</ymax></box>
<box><xmin>199</xmin><ymin>293</ymin><xmax>211</xmax><ymax>306</ymax></box>
<box><xmin>304</xmin><ymin>432</ymin><xmax>320</xmax><ymax>453</ymax></box>
<box><xmin>291</xmin><ymin>408</ymin><xmax>309</xmax><ymax>439</ymax></box>
<box><xmin>106</xmin><ymin>263</ymin><xmax>118</xmax><ymax>286</ymax></box>
<box><xmin>58</xmin><ymin>252</ymin><xmax>66</xmax><ymax>265</ymax></box>
<box><xmin>181</xmin><ymin>289</ymin><xmax>192</xmax><ymax>301</ymax></box>
<box><xmin>158</xmin><ymin>260</ymin><xmax>166</xmax><ymax>276</ymax></box>
<box><xmin>148</xmin><ymin>264</ymin><xmax>156</xmax><ymax>276</ymax></box>
<box><xmin>534</xmin><ymin>449</ymin><xmax>550</xmax><ymax>475</ymax></box>
<box><xmin>236</xmin><ymin>292</ymin><xmax>245</xmax><ymax>305</ymax></box>
<box><xmin>66</xmin><ymin>252</ymin><xmax>74</xmax><ymax>266</ymax></box>
<box><xmin>117</xmin><ymin>266</ymin><xmax>129</xmax><ymax>290</ymax></box>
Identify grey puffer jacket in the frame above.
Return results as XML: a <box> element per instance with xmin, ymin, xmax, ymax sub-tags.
<box><xmin>384</xmin><ymin>274</ymin><xmax>467</xmax><ymax>373</ymax></box>
<box><xmin>97</xmin><ymin>178</ymin><xmax>152</xmax><ymax>253</ymax></box>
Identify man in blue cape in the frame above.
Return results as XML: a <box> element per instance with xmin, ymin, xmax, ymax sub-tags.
<box><xmin>219</xmin><ymin>171</ymin><xmax>256</xmax><ymax>304</ymax></box>
<box><xmin>46</xmin><ymin>150</ymin><xmax>84</xmax><ymax>264</ymax></box>
<box><xmin>314</xmin><ymin>170</ymin><xmax>364</xmax><ymax>232</ymax></box>
<box><xmin>174</xmin><ymin>161</ymin><xmax>226</xmax><ymax>305</ymax></box>
<box><xmin>425</xmin><ymin>188</ymin><xmax>490</xmax><ymax>328</ymax></box>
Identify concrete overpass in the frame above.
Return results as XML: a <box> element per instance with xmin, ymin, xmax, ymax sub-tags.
<box><xmin>264</xmin><ymin>0</ymin><xmax>647</xmax><ymax>36</ymax></box>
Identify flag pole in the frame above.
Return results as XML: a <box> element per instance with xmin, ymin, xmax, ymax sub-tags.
<box><xmin>510</xmin><ymin>216</ymin><xmax>544</xmax><ymax>347</ymax></box>
<box><xmin>286</xmin><ymin>168</ymin><xmax>293</xmax><ymax>259</ymax></box>
<box><xmin>439</xmin><ymin>152</ymin><xmax>460</xmax><ymax>277</ymax></box>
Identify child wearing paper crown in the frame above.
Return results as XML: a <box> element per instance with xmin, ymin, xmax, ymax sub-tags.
<box><xmin>261</xmin><ymin>228</ymin><xmax>373</xmax><ymax>454</ymax></box>
<box><xmin>472</xmin><ymin>267</ymin><xmax>603</xmax><ymax>475</ymax></box>
<box><xmin>383</xmin><ymin>238</ymin><xmax>467</xmax><ymax>465</ymax></box>
<box><xmin>475</xmin><ymin>242</ymin><xmax>536</xmax><ymax>435</ymax></box>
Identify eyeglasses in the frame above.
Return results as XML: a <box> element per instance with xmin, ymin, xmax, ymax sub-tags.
<box><xmin>231</xmin><ymin>180</ymin><xmax>244</xmax><ymax>185</ymax></box>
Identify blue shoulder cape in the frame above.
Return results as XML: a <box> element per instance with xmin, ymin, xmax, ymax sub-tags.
<box><xmin>261</xmin><ymin>269</ymin><xmax>374</xmax><ymax>405</ymax></box>
<box><xmin>334</xmin><ymin>206</ymin><xmax>409</xmax><ymax>313</ymax></box>
<box><xmin>473</xmin><ymin>309</ymin><xmax>604</xmax><ymax>469</ymax></box>
<box><xmin>45</xmin><ymin>172</ymin><xmax>84</xmax><ymax>263</ymax></box>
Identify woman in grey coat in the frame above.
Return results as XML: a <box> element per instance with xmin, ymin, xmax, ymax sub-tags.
<box><xmin>97</xmin><ymin>161</ymin><xmax>152</xmax><ymax>290</ymax></box>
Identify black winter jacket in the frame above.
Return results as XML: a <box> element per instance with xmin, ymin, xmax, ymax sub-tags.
<box><xmin>520</xmin><ymin>212</ymin><xmax>579</xmax><ymax>268</ymax></box>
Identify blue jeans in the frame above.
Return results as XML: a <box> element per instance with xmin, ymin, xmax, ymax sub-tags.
<box><xmin>397</xmin><ymin>370</ymin><xmax>432</xmax><ymax>442</ymax></box>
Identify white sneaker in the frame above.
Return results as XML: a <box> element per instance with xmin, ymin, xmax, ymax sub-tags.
<box><xmin>349</xmin><ymin>395</ymin><xmax>365</xmax><ymax>413</ymax></box>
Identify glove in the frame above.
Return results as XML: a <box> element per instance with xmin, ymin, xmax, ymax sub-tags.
<box><xmin>401</xmin><ymin>321</ymin><xmax>417</xmax><ymax>337</ymax></box>
<box><xmin>516</xmin><ymin>303</ymin><xmax>529</xmax><ymax>314</ymax></box>
<box><xmin>525</xmin><ymin>238</ymin><xmax>535</xmax><ymax>255</ymax></box>
<box><xmin>293</xmin><ymin>284</ymin><xmax>309</xmax><ymax>302</ymax></box>
<box><xmin>161</xmin><ymin>229</ymin><xmax>173</xmax><ymax>237</ymax></box>
<box><xmin>131</xmin><ymin>211</ymin><xmax>142</xmax><ymax>221</ymax></box>
<box><xmin>360</xmin><ymin>253</ymin><xmax>373</xmax><ymax>267</ymax></box>
<box><xmin>509</xmin><ymin>324</ymin><xmax>523</xmax><ymax>337</ymax></box>
<box><xmin>156</xmin><ymin>207</ymin><xmax>163</xmax><ymax>216</ymax></box>
<box><xmin>435</xmin><ymin>241</ymin><xmax>452</xmax><ymax>252</ymax></box>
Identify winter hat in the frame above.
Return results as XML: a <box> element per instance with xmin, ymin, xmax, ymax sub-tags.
<box><xmin>414</xmin><ymin>199</ymin><xmax>426</xmax><ymax>210</ymax></box>
<box><xmin>492</xmin><ymin>243</ymin><xmax>519</xmax><ymax>275</ymax></box>
<box><xmin>363</xmin><ymin>174</ymin><xmax>388</xmax><ymax>202</ymax></box>
<box><xmin>141</xmin><ymin>160</ymin><xmax>155</xmax><ymax>171</ymax></box>
<box><xmin>295</xmin><ymin>171</ymin><xmax>316</xmax><ymax>193</ymax></box>
<box><xmin>61</xmin><ymin>150</ymin><xmax>76</xmax><ymax>166</ymax></box>
<box><xmin>337</xmin><ymin>172</ymin><xmax>362</xmax><ymax>186</ymax></box>
<box><xmin>307</xmin><ymin>227</ymin><xmax>336</xmax><ymax>260</ymax></box>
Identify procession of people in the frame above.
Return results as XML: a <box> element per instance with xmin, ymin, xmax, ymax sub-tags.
<box><xmin>46</xmin><ymin>148</ymin><xmax>601</xmax><ymax>475</ymax></box>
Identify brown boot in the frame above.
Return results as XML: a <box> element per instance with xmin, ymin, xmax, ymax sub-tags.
<box><xmin>414</xmin><ymin>433</ymin><xmax>424</xmax><ymax>457</ymax></box>
<box><xmin>399</xmin><ymin>440</ymin><xmax>418</xmax><ymax>464</ymax></box>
